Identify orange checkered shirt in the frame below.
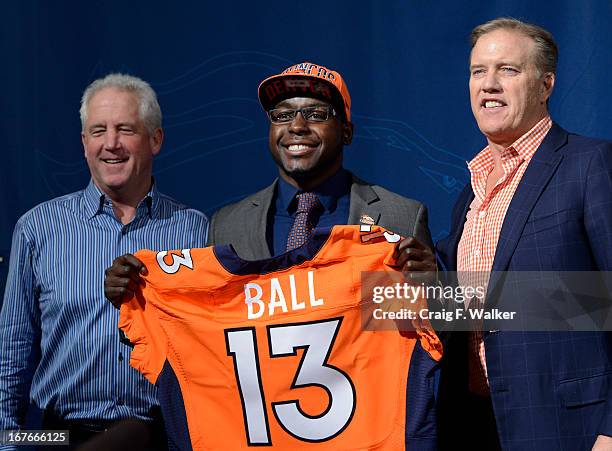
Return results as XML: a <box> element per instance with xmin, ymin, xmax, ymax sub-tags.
<box><xmin>457</xmin><ymin>116</ymin><xmax>552</xmax><ymax>395</ymax></box>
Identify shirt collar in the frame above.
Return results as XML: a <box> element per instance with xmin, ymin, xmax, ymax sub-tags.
<box><xmin>146</xmin><ymin>181</ymin><xmax>161</xmax><ymax>218</ymax></box>
<box><xmin>82</xmin><ymin>178</ymin><xmax>160</xmax><ymax>220</ymax></box>
<box><xmin>511</xmin><ymin>115</ymin><xmax>552</xmax><ymax>161</ymax></box>
<box><xmin>82</xmin><ymin>180</ymin><xmax>106</xmax><ymax>219</ymax></box>
<box><xmin>468</xmin><ymin>115</ymin><xmax>552</xmax><ymax>173</ymax></box>
<box><xmin>277</xmin><ymin>168</ymin><xmax>351</xmax><ymax>213</ymax></box>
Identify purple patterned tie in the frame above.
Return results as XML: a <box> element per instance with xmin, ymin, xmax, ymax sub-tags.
<box><xmin>286</xmin><ymin>192</ymin><xmax>321</xmax><ymax>251</ymax></box>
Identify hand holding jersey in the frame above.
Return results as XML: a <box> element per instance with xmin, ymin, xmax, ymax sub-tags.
<box><xmin>105</xmin><ymin>253</ymin><xmax>149</xmax><ymax>309</ymax></box>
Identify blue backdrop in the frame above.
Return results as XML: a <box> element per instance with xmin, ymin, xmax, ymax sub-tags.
<box><xmin>2</xmin><ymin>0</ymin><xmax>611</xmax><ymax>294</ymax></box>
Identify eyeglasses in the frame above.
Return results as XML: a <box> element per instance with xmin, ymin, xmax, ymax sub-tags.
<box><xmin>268</xmin><ymin>105</ymin><xmax>337</xmax><ymax>124</ymax></box>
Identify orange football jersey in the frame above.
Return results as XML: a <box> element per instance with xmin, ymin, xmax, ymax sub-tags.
<box><xmin>119</xmin><ymin>225</ymin><xmax>442</xmax><ymax>450</ymax></box>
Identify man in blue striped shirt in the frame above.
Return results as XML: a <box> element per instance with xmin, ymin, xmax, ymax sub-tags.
<box><xmin>0</xmin><ymin>74</ymin><xmax>208</xmax><ymax>450</ymax></box>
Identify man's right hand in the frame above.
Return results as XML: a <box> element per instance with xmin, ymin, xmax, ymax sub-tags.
<box><xmin>104</xmin><ymin>254</ymin><xmax>148</xmax><ymax>309</ymax></box>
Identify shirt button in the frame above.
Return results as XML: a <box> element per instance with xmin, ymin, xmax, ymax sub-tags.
<box><xmin>479</xmin><ymin>210</ymin><xmax>487</xmax><ymax>218</ymax></box>
<box><xmin>117</xmin><ymin>398</ymin><xmax>124</xmax><ymax>406</ymax></box>
<box><xmin>474</xmin><ymin>249</ymin><xmax>481</xmax><ymax>257</ymax></box>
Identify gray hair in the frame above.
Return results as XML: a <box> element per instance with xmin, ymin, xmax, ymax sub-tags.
<box><xmin>471</xmin><ymin>17</ymin><xmax>558</xmax><ymax>76</ymax></box>
<box><xmin>79</xmin><ymin>73</ymin><xmax>162</xmax><ymax>133</ymax></box>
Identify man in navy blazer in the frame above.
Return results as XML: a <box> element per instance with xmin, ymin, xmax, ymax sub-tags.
<box><xmin>436</xmin><ymin>18</ymin><xmax>612</xmax><ymax>451</ymax></box>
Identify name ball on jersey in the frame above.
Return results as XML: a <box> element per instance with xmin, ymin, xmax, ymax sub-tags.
<box><xmin>244</xmin><ymin>271</ymin><xmax>324</xmax><ymax>319</ymax></box>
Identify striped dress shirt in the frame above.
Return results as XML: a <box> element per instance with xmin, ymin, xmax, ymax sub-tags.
<box><xmin>0</xmin><ymin>180</ymin><xmax>208</xmax><ymax>434</ymax></box>
<box><xmin>457</xmin><ymin>116</ymin><xmax>552</xmax><ymax>395</ymax></box>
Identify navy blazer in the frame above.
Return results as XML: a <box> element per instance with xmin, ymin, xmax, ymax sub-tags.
<box><xmin>436</xmin><ymin>124</ymin><xmax>612</xmax><ymax>451</ymax></box>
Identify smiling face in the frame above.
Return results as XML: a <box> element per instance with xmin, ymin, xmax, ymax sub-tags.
<box><xmin>469</xmin><ymin>29</ymin><xmax>554</xmax><ymax>151</ymax></box>
<box><xmin>81</xmin><ymin>87</ymin><xmax>162</xmax><ymax>202</ymax></box>
<box><xmin>268</xmin><ymin>97</ymin><xmax>353</xmax><ymax>190</ymax></box>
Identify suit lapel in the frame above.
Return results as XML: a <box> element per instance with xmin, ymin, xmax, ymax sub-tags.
<box><xmin>244</xmin><ymin>181</ymin><xmax>276</xmax><ymax>259</ymax></box>
<box><xmin>444</xmin><ymin>186</ymin><xmax>475</xmax><ymax>271</ymax></box>
<box><xmin>348</xmin><ymin>175</ymin><xmax>381</xmax><ymax>225</ymax></box>
<box><xmin>491</xmin><ymin>124</ymin><xmax>567</xmax><ymax>272</ymax></box>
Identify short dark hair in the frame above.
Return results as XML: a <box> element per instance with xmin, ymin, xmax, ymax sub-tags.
<box><xmin>471</xmin><ymin>17</ymin><xmax>558</xmax><ymax>76</ymax></box>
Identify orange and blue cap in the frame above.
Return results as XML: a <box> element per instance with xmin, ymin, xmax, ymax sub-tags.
<box><xmin>258</xmin><ymin>62</ymin><xmax>352</xmax><ymax>121</ymax></box>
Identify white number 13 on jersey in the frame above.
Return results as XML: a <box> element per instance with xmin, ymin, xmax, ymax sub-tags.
<box><xmin>225</xmin><ymin>318</ymin><xmax>356</xmax><ymax>445</ymax></box>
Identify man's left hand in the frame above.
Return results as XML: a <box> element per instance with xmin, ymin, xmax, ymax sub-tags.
<box><xmin>393</xmin><ymin>236</ymin><xmax>436</xmax><ymax>273</ymax></box>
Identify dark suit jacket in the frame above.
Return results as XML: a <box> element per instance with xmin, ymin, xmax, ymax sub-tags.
<box><xmin>208</xmin><ymin>172</ymin><xmax>433</xmax><ymax>259</ymax></box>
<box><xmin>436</xmin><ymin>124</ymin><xmax>612</xmax><ymax>450</ymax></box>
